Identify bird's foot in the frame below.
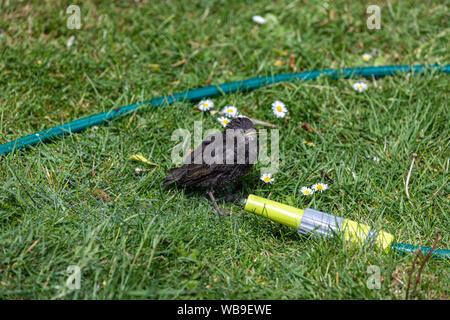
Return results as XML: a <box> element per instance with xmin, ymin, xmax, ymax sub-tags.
<box><xmin>225</xmin><ymin>192</ymin><xmax>248</xmax><ymax>204</ymax></box>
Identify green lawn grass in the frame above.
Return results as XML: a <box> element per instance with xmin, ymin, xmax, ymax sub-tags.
<box><xmin>0</xmin><ymin>0</ymin><xmax>449</xmax><ymax>299</ymax></box>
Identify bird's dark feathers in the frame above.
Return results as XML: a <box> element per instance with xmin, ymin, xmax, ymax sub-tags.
<box><xmin>163</xmin><ymin>117</ymin><xmax>258</xmax><ymax>191</ymax></box>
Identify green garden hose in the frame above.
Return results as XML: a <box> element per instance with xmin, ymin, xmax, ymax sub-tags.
<box><xmin>1</xmin><ymin>64</ymin><xmax>449</xmax><ymax>156</ymax></box>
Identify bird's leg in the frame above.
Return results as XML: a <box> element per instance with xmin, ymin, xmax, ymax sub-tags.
<box><xmin>208</xmin><ymin>190</ymin><xmax>228</xmax><ymax>216</ymax></box>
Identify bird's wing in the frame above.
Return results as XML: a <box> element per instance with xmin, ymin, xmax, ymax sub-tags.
<box><xmin>164</xmin><ymin>133</ymin><xmax>222</xmax><ymax>186</ymax></box>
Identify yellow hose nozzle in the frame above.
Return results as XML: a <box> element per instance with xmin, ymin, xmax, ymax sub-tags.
<box><xmin>244</xmin><ymin>194</ymin><xmax>394</xmax><ymax>253</ymax></box>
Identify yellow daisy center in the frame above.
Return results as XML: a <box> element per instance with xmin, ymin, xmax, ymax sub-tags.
<box><xmin>223</xmin><ymin>120</ymin><xmax>229</xmax><ymax>124</ymax></box>
<box><xmin>228</xmin><ymin>109</ymin><xmax>234</xmax><ymax>113</ymax></box>
<box><xmin>276</xmin><ymin>106</ymin><xmax>282</xmax><ymax>112</ymax></box>
<box><xmin>358</xmin><ymin>85</ymin><xmax>363</xmax><ymax>89</ymax></box>
<box><xmin>317</xmin><ymin>185</ymin><xmax>323</xmax><ymax>190</ymax></box>
<box><xmin>304</xmin><ymin>190</ymin><xmax>310</xmax><ymax>194</ymax></box>
<box><xmin>264</xmin><ymin>177</ymin><xmax>271</xmax><ymax>182</ymax></box>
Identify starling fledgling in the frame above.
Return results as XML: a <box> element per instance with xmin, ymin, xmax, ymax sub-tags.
<box><xmin>163</xmin><ymin>117</ymin><xmax>258</xmax><ymax>216</ymax></box>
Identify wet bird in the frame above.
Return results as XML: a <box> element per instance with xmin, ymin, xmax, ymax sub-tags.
<box><xmin>163</xmin><ymin>117</ymin><xmax>258</xmax><ymax>216</ymax></box>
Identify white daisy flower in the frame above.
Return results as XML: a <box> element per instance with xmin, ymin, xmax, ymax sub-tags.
<box><xmin>300</xmin><ymin>187</ymin><xmax>314</xmax><ymax>196</ymax></box>
<box><xmin>362</xmin><ymin>53</ymin><xmax>372</xmax><ymax>62</ymax></box>
<box><xmin>252</xmin><ymin>15</ymin><xmax>266</xmax><ymax>24</ymax></box>
<box><xmin>312</xmin><ymin>183</ymin><xmax>328</xmax><ymax>193</ymax></box>
<box><xmin>198</xmin><ymin>99</ymin><xmax>214</xmax><ymax>111</ymax></box>
<box><xmin>272</xmin><ymin>100</ymin><xmax>288</xmax><ymax>118</ymax></box>
<box><xmin>222</xmin><ymin>106</ymin><xmax>238</xmax><ymax>118</ymax></box>
<box><xmin>353</xmin><ymin>82</ymin><xmax>368</xmax><ymax>92</ymax></box>
<box><xmin>260</xmin><ymin>173</ymin><xmax>274</xmax><ymax>184</ymax></box>
<box><xmin>217</xmin><ymin>116</ymin><xmax>230</xmax><ymax>127</ymax></box>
